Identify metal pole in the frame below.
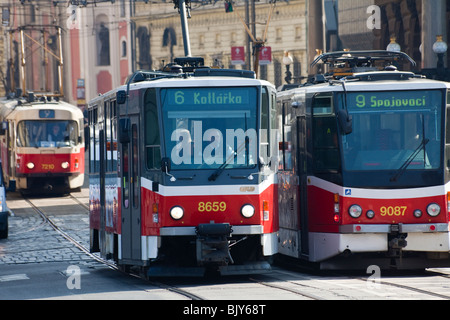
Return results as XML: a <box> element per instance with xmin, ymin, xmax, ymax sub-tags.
<box><xmin>57</xmin><ymin>27</ymin><xmax>64</xmax><ymax>96</ymax></box>
<box><xmin>179</xmin><ymin>0</ymin><xmax>192</xmax><ymax>57</ymax></box>
<box><xmin>19</xmin><ymin>29</ymin><xmax>26</xmax><ymax>95</ymax></box>
<box><xmin>245</xmin><ymin>0</ymin><xmax>251</xmax><ymax>69</ymax></box>
<box><xmin>421</xmin><ymin>0</ymin><xmax>446</xmax><ymax>69</ymax></box>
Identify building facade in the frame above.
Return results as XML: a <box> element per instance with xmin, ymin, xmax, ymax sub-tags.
<box><xmin>133</xmin><ymin>0</ymin><xmax>307</xmax><ymax>89</ymax></box>
<box><xmin>1</xmin><ymin>0</ymin><xmax>448</xmax><ymax>105</ymax></box>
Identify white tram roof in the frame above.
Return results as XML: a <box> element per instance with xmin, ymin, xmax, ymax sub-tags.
<box><xmin>89</xmin><ymin>75</ymin><xmax>275</xmax><ymax>106</ymax></box>
<box><xmin>279</xmin><ymin>71</ymin><xmax>450</xmax><ymax>99</ymax></box>
<box><xmin>0</xmin><ymin>96</ymin><xmax>83</xmax><ymax>121</ymax></box>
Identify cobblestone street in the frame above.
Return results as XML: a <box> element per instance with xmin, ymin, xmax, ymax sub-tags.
<box><xmin>0</xmin><ymin>192</ymin><xmax>93</xmax><ymax>266</ymax></box>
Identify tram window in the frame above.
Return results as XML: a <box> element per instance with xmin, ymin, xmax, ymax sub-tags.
<box><xmin>281</xmin><ymin>102</ymin><xmax>293</xmax><ymax>171</ymax></box>
<box><xmin>447</xmin><ymin>107</ymin><xmax>450</xmax><ymax>143</ymax></box>
<box><xmin>446</xmin><ymin>103</ymin><xmax>450</xmax><ymax>168</ymax></box>
<box><xmin>132</xmin><ymin>124</ymin><xmax>139</xmax><ymax>208</ymax></box>
<box><xmin>261</xmin><ymin>87</ymin><xmax>270</xmax><ymax>163</ymax></box>
<box><xmin>144</xmin><ymin>88</ymin><xmax>161</xmax><ymax>170</ymax></box>
<box><xmin>123</xmin><ymin>143</ymin><xmax>129</xmax><ymax>208</ymax></box>
<box><xmin>105</xmin><ymin>101</ymin><xmax>111</xmax><ymax>172</ymax></box>
<box><xmin>312</xmin><ymin>93</ymin><xmax>340</xmax><ymax>172</ymax></box>
<box><xmin>111</xmin><ymin>100</ymin><xmax>117</xmax><ymax>173</ymax></box>
<box><xmin>447</xmin><ymin>91</ymin><xmax>450</xmax><ymax>143</ymax></box>
<box><xmin>17</xmin><ymin>120</ymin><xmax>78</xmax><ymax>148</ymax></box>
<box><xmin>271</xmin><ymin>94</ymin><xmax>277</xmax><ymax>148</ymax></box>
<box><xmin>313</xmin><ymin>93</ymin><xmax>333</xmax><ymax>115</ymax></box>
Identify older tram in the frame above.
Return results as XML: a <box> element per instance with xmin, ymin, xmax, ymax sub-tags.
<box><xmin>88</xmin><ymin>58</ymin><xmax>278</xmax><ymax>276</ymax></box>
<box><xmin>0</xmin><ymin>94</ymin><xmax>85</xmax><ymax>193</ymax></box>
<box><xmin>277</xmin><ymin>51</ymin><xmax>450</xmax><ymax>269</ymax></box>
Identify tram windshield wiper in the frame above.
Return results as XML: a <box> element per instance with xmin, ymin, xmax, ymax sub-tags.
<box><xmin>390</xmin><ymin>137</ymin><xmax>429</xmax><ymax>182</ymax></box>
<box><xmin>208</xmin><ymin>149</ymin><xmax>238</xmax><ymax>182</ymax></box>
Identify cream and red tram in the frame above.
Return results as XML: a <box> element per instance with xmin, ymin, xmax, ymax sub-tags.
<box><xmin>0</xmin><ymin>94</ymin><xmax>85</xmax><ymax>193</ymax></box>
<box><xmin>88</xmin><ymin>59</ymin><xmax>278</xmax><ymax>276</ymax></box>
<box><xmin>277</xmin><ymin>51</ymin><xmax>450</xmax><ymax>269</ymax></box>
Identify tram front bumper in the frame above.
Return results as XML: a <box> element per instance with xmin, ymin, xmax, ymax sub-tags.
<box><xmin>311</xmin><ymin>223</ymin><xmax>450</xmax><ymax>262</ymax></box>
<box><xmin>196</xmin><ymin>223</ymin><xmax>233</xmax><ymax>266</ymax></box>
<box><xmin>340</xmin><ymin>223</ymin><xmax>450</xmax><ymax>252</ymax></box>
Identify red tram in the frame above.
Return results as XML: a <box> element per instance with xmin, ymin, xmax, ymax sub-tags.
<box><xmin>88</xmin><ymin>58</ymin><xmax>278</xmax><ymax>276</ymax></box>
<box><xmin>0</xmin><ymin>94</ymin><xmax>85</xmax><ymax>193</ymax></box>
<box><xmin>277</xmin><ymin>51</ymin><xmax>450</xmax><ymax>269</ymax></box>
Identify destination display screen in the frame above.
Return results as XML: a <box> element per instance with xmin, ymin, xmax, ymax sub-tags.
<box><xmin>39</xmin><ymin>110</ymin><xmax>55</xmax><ymax>118</ymax></box>
<box><xmin>164</xmin><ymin>87</ymin><xmax>251</xmax><ymax>106</ymax></box>
<box><xmin>346</xmin><ymin>90</ymin><xmax>442</xmax><ymax>111</ymax></box>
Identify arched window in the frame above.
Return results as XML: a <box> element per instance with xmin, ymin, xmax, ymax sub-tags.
<box><xmin>96</xmin><ymin>16</ymin><xmax>110</xmax><ymax>66</ymax></box>
<box><xmin>121</xmin><ymin>40</ymin><xmax>127</xmax><ymax>58</ymax></box>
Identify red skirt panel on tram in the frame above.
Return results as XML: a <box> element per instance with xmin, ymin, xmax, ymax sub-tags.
<box><xmin>307</xmin><ymin>176</ymin><xmax>449</xmax><ymax>264</ymax></box>
<box><xmin>139</xmin><ymin>176</ymin><xmax>279</xmax><ymax>257</ymax></box>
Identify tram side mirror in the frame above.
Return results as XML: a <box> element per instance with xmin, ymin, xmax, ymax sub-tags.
<box><xmin>116</xmin><ymin>90</ymin><xmax>127</xmax><ymax>104</ymax></box>
<box><xmin>291</xmin><ymin>101</ymin><xmax>303</xmax><ymax>109</ymax></box>
<box><xmin>119</xmin><ymin>118</ymin><xmax>130</xmax><ymax>143</ymax></box>
<box><xmin>338</xmin><ymin>109</ymin><xmax>353</xmax><ymax>135</ymax></box>
<box><xmin>161</xmin><ymin>157</ymin><xmax>171</xmax><ymax>172</ymax></box>
<box><xmin>0</xmin><ymin>121</ymin><xmax>7</xmax><ymax>135</ymax></box>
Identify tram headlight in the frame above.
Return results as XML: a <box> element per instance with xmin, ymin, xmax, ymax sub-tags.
<box><xmin>26</xmin><ymin>162</ymin><xmax>34</xmax><ymax>169</ymax></box>
<box><xmin>240</xmin><ymin>204</ymin><xmax>255</xmax><ymax>218</ymax></box>
<box><xmin>348</xmin><ymin>204</ymin><xmax>363</xmax><ymax>218</ymax></box>
<box><xmin>426</xmin><ymin>203</ymin><xmax>441</xmax><ymax>217</ymax></box>
<box><xmin>61</xmin><ymin>161</ymin><xmax>69</xmax><ymax>169</ymax></box>
<box><xmin>413</xmin><ymin>209</ymin><xmax>423</xmax><ymax>218</ymax></box>
<box><xmin>366</xmin><ymin>210</ymin><xmax>375</xmax><ymax>219</ymax></box>
<box><xmin>170</xmin><ymin>206</ymin><xmax>184</xmax><ymax>220</ymax></box>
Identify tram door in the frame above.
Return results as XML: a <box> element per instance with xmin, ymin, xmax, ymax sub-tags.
<box><xmin>120</xmin><ymin>117</ymin><xmax>142</xmax><ymax>263</ymax></box>
<box><xmin>296</xmin><ymin>115</ymin><xmax>309</xmax><ymax>258</ymax></box>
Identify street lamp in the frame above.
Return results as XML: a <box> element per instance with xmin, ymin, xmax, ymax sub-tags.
<box><xmin>386</xmin><ymin>36</ymin><xmax>401</xmax><ymax>52</ymax></box>
<box><xmin>283</xmin><ymin>51</ymin><xmax>293</xmax><ymax>84</ymax></box>
<box><xmin>433</xmin><ymin>35</ymin><xmax>448</xmax><ymax>73</ymax></box>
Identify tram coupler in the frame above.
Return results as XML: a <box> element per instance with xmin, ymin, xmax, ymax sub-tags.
<box><xmin>196</xmin><ymin>223</ymin><xmax>234</xmax><ymax>266</ymax></box>
<box><xmin>388</xmin><ymin>224</ymin><xmax>407</xmax><ymax>258</ymax></box>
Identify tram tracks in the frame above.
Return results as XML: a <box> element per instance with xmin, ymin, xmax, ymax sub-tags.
<box><xmin>15</xmin><ymin>194</ymin><xmax>450</xmax><ymax>300</ymax></box>
<box><xmin>22</xmin><ymin>195</ymin><xmax>206</xmax><ymax>300</ymax></box>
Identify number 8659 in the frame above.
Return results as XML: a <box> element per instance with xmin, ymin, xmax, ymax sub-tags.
<box><xmin>198</xmin><ymin>201</ymin><xmax>226</xmax><ymax>212</ymax></box>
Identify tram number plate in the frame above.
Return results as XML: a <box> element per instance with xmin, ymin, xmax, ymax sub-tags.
<box><xmin>198</xmin><ymin>201</ymin><xmax>227</xmax><ymax>212</ymax></box>
<box><xmin>41</xmin><ymin>164</ymin><xmax>55</xmax><ymax>170</ymax></box>
<box><xmin>379</xmin><ymin>206</ymin><xmax>407</xmax><ymax>216</ymax></box>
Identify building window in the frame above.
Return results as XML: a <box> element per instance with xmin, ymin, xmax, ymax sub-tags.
<box><xmin>122</xmin><ymin>40</ymin><xmax>127</xmax><ymax>58</ymax></box>
<box><xmin>97</xmin><ymin>22</ymin><xmax>110</xmax><ymax>66</ymax></box>
<box><xmin>295</xmin><ymin>26</ymin><xmax>302</xmax><ymax>40</ymax></box>
<box><xmin>276</xmin><ymin>28</ymin><xmax>282</xmax><ymax>41</ymax></box>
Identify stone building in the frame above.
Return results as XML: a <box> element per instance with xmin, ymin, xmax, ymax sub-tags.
<box><xmin>133</xmin><ymin>0</ymin><xmax>308</xmax><ymax>89</ymax></box>
<box><xmin>337</xmin><ymin>0</ymin><xmax>449</xmax><ymax>73</ymax></box>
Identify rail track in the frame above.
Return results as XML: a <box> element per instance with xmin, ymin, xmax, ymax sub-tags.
<box><xmin>4</xmin><ymin>192</ymin><xmax>450</xmax><ymax>300</ymax></box>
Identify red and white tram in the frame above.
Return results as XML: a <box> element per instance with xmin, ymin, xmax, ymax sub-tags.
<box><xmin>88</xmin><ymin>58</ymin><xmax>278</xmax><ymax>276</ymax></box>
<box><xmin>277</xmin><ymin>51</ymin><xmax>450</xmax><ymax>269</ymax></box>
<box><xmin>0</xmin><ymin>94</ymin><xmax>85</xmax><ymax>193</ymax></box>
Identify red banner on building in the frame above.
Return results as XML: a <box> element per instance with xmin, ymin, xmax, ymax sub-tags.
<box><xmin>231</xmin><ymin>46</ymin><xmax>245</xmax><ymax>65</ymax></box>
<box><xmin>259</xmin><ymin>46</ymin><xmax>272</xmax><ymax>65</ymax></box>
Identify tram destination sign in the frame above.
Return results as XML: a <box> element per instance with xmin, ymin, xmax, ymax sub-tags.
<box><xmin>347</xmin><ymin>90</ymin><xmax>441</xmax><ymax>111</ymax></box>
<box><xmin>165</xmin><ymin>87</ymin><xmax>251</xmax><ymax>106</ymax></box>
<box><xmin>39</xmin><ymin>110</ymin><xmax>55</xmax><ymax>118</ymax></box>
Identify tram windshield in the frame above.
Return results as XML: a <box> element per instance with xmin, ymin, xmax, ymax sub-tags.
<box><xmin>17</xmin><ymin>120</ymin><xmax>79</xmax><ymax>148</ymax></box>
<box><xmin>339</xmin><ymin>90</ymin><xmax>443</xmax><ymax>174</ymax></box>
<box><xmin>161</xmin><ymin>87</ymin><xmax>258</xmax><ymax>170</ymax></box>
